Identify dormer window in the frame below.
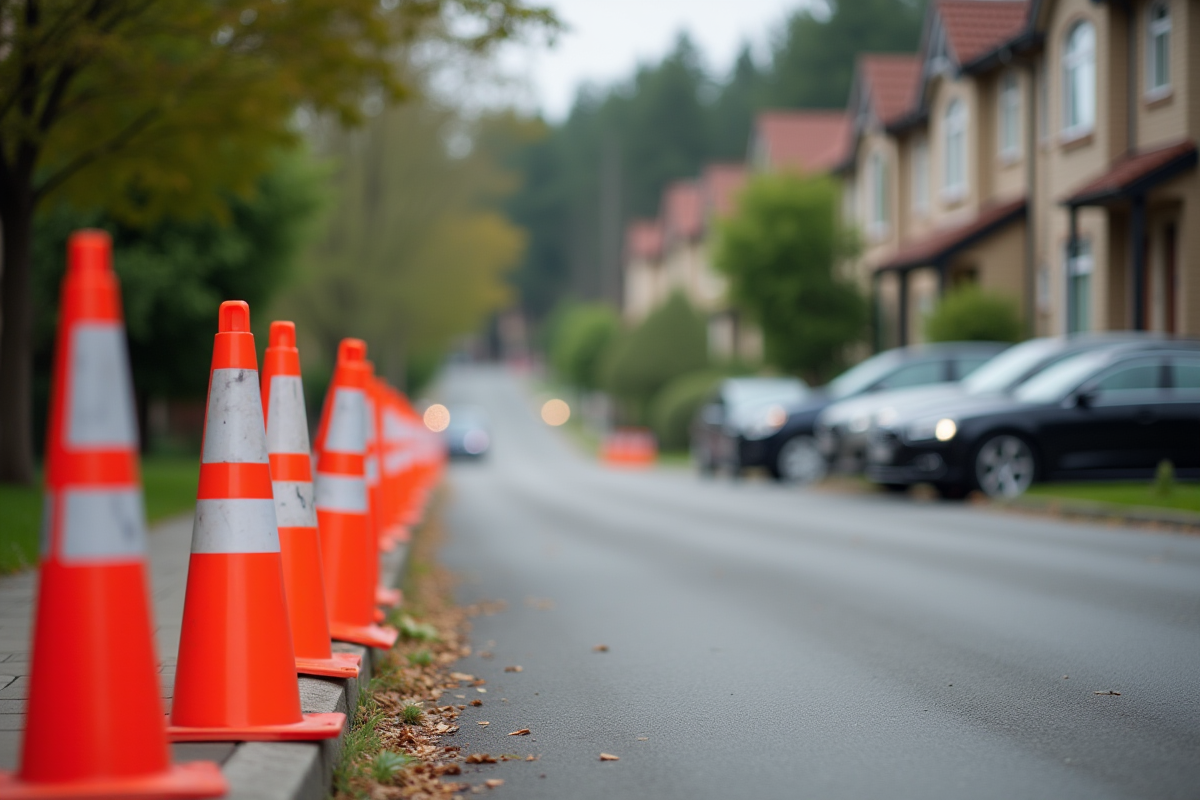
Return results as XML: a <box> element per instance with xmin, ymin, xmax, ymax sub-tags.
<box><xmin>1062</xmin><ymin>21</ymin><xmax>1096</xmax><ymax>137</ymax></box>
<box><xmin>1147</xmin><ymin>1</ymin><xmax>1171</xmax><ymax>96</ymax></box>
<box><xmin>998</xmin><ymin>71</ymin><xmax>1021</xmax><ymax>160</ymax></box>
<box><xmin>869</xmin><ymin>150</ymin><xmax>889</xmax><ymax>237</ymax></box>
<box><xmin>943</xmin><ymin>98</ymin><xmax>968</xmax><ymax>200</ymax></box>
<box><xmin>912</xmin><ymin>138</ymin><xmax>930</xmax><ymax>217</ymax></box>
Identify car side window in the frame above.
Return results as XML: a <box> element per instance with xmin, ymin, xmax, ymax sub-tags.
<box><xmin>1089</xmin><ymin>361</ymin><xmax>1162</xmax><ymax>398</ymax></box>
<box><xmin>1168</xmin><ymin>359</ymin><xmax>1200</xmax><ymax>397</ymax></box>
<box><xmin>875</xmin><ymin>360</ymin><xmax>947</xmax><ymax>390</ymax></box>
<box><xmin>954</xmin><ymin>356</ymin><xmax>993</xmax><ymax>380</ymax></box>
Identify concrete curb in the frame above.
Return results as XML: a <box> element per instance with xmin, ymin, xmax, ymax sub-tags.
<box><xmin>172</xmin><ymin>540</ymin><xmax>408</xmax><ymax>800</ymax></box>
<box><xmin>995</xmin><ymin>495</ymin><xmax>1200</xmax><ymax>530</ymax></box>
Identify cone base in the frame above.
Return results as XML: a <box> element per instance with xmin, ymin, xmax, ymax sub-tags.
<box><xmin>168</xmin><ymin>712</ymin><xmax>345</xmax><ymax>742</ymax></box>
<box><xmin>372</xmin><ymin>607</ymin><xmax>386</xmax><ymax>623</ymax></box>
<box><xmin>375</xmin><ymin>587</ymin><xmax>401</xmax><ymax>607</ymax></box>
<box><xmin>296</xmin><ymin>652</ymin><xmax>361</xmax><ymax>679</ymax></box>
<box><xmin>378</xmin><ymin>536</ymin><xmax>396</xmax><ymax>553</ymax></box>
<box><xmin>0</xmin><ymin>761</ymin><xmax>226</xmax><ymax>799</ymax></box>
<box><xmin>331</xmin><ymin>621</ymin><xmax>398</xmax><ymax>649</ymax></box>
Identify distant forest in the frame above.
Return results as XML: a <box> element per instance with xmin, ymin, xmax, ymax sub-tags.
<box><xmin>501</xmin><ymin>0</ymin><xmax>928</xmax><ymax>324</ymax></box>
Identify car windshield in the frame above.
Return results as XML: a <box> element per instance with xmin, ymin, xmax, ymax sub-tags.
<box><xmin>725</xmin><ymin>378</ymin><xmax>807</xmax><ymax>409</ymax></box>
<box><xmin>826</xmin><ymin>351</ymin><xmax>904</xmax><ymax>399</ymax></box>
<box><xmin>962</xmin><ymin>338</ymin><xmax>1063</xmax><ymax>394</ymax></box>
<box><xmin>1012</xmin><ymin>351</ymin><xmax>1109</xmax><ymax>404</ymax></box>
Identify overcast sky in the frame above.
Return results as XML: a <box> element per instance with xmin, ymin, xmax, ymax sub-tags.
<box><xmin>500</xmin><ymin>0</ymin><xmax>810</xmax><ymax>121</ymax></box>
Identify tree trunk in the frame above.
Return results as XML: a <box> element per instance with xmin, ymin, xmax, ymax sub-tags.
<box><xmin>0</xmin><ymin>191</ymin><xmax>37</xmax><ymax>485</ymax></box>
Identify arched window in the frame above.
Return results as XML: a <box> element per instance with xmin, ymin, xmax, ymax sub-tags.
<box><xmin>943</xmin><ymin>99</ymin><xmax>967</xmax><ymax>198</ymax></box>
<box><xmin>1147</xmin><ymin>1</ymin><xmax>1171</xmax><ymax>94</ymax></box>
<box><xmin>870</xmin><ymin>150</ymin><xmax>888</xmax><ymax>234</ymax></box>
<box><xmin>1062</xmin><ymin>21</ymin><xmax>1096</xmax><ymax>135</ymax></box>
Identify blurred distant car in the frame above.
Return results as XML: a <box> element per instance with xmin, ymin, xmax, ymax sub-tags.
<box><xmin>698</xmin><ymin>343</ymin><xmax>1005</xmax><ymax>484</ymax></box>
<box><xmin>691</xmin><ymin>377</ymin><xmax>809</xmax><ymax>477</ymax></box>
<box><xmin>442</xmin><ymin>406</ymin><xmax>491</xmax><ymax>459</ymax></box>
<box><xmin>865</xmin><ymin>341</ymin><xmax>1200</xmax><ymax>498</ymax></box>
<box><xmin>815</xmin><ymin>333</ymin><xmax>1168</xmax><ymax>474</ymax></box>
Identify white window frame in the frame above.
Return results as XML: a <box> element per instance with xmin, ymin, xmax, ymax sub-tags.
<box><xmin>869</xmin><ymin>150</ymin><xmax>889</xmax><ymax>237</ymax></box>
<box><xmin>1062</xmin><ymin>21</ymin><xmax>1096</xmax><ymax>139</ymax></box>
<box><xmin>912</xmin><ymin>138</ymin><xmax>930</xmax><ymax>218</ymax></box>
<box><xmin>1146</xmin><ymin>1</ymin><xmax>1171</xmax><ymax>98</ymax></box>
<box><xmin>942</xmin><ymin>98</ymin><xmax>968</xmax><ymax>201</ymax></box>
<box><xmin>998</xmin><ymin>70</ymin><xmax>1021</xmax><ymax>161</ymax></box>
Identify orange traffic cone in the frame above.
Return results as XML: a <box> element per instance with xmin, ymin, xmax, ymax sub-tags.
<box><xmin>313</xmin><ymin>340</ymin><xmax>398</xmax><ymax>649</ymax></box>
<box><xmin>365</xmin><ymin>371</ymin><xmax>401</xmax><ymax>607</ymax></box>
<box><xmin>168</xmin><ymin>302</ymin><xmax>345</xmax><ymax>742</ymax></box>
<box><xmin>0</xmin><ymin>231</ymin><xmax>226</xmax><ymax>798</ymax></box>
<box><xmin>262</xmin><ymin>321</ymin><xmax>361</xmax><ymax>679</ymax></box>
<box><xmin>379</xmin><ymin>386</ymin><xmax>413</xmax><ymax>545</ymax></box>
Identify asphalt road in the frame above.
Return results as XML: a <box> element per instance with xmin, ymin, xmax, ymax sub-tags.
<box><xmin>438</xmin><ymin>365</ymin><xmax>1200</xmax><ymax>800</ymax></box>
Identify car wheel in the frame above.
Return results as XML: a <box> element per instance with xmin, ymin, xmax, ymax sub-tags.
<box><xmin>973</xmin><ymin>433</ymin><xmax>1035</xmax><ymax>498</ymax></box>
<box><xmin>774</xmin><ymin>435</ymin><xmax>827</xmax><ymax>485</ymax></box>
<box><xmin>880</xmin><ymin>482</ymin><xmax>909</xmax><ymax>494</ymax></box>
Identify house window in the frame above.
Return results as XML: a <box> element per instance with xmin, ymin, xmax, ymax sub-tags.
<box><xmin>1067</xmin><ymin>239</ymin><xmax>1093</xmax><ymax>333</ymax></box>
<box><xmin>1037</xmin><ymin>63</ymin><xmax>1048</xmax><ymax>141</ymax></box>
<box><xmin>1147</xmin><ymin>2</ymin><xmax>1171</xmax><ymax>95</ymax></box>
<box><xmin>1062</xmin><ymin>21</ymin><xmax>1096</xmax><ymax>137</ymax></box>
<box><xmin>912</xmin><ymin>138</ymin><xmax>930</xmax><ymax>217</ymax></box>
<box><xmin>869</xmin><ymin>150</ymin><xmax>888</xmax><ymax>236</ymax></box>
<box><xmin>998</xmin><ymin>71</ymin><xmax>1021</xmax><ymax>159</ymax></box>
<box><xmin>943</xmin><ymin>98</ymin><xmax>967</xmax><ymax>199</ymax></box>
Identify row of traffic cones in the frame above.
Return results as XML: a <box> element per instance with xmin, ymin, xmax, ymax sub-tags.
<box><xmin>0</xmin><ymin>231</ymin><xmax>445</xmax><ymax>798</ymax></box>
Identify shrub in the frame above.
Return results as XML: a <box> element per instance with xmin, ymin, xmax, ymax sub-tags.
<box><xmin>650</xmin><ymin>370</ymin><xmax>728</xmax><ymax>451</ymax></box>
<box><xmin>924</xmin><ymin>286</ymin><xmax>1022</xmax><ymax>343</ymax></box>
<box><xmin>601</xmin><ymin>292</ymin><xmax>708</xmax><ymax>423</ymax></box>
<box><xmin>549</xmin><ymin>302</ymin><xmax>621</xmax><ymax>390</ymax></box>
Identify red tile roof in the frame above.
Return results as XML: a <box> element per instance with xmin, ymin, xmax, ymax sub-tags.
<box><xmin>625</xmin><ymin>219</ymin><xmax>662</xmax><ymax>261</ymax></box>
<box><xmin>1063</xmin><ymin>139</ymin><xmax>1198</xmax><ymax>205</ymax></box>
<box><xmin>860</xmin><ymin>54</ymin><xmax>922</xmax><ymax>126</ymax></box>
<box><xmin>880</xmin><ymin>197</ymin><xmax>1026</xmax><ymax>271</ymax></box>
<box><xmin>755</xmin><ymin>111</ymin><xmax>850</xmax><ymax>174</ymax></box>
<box><xmin>702</xmin><ymin>163</ymin><xmax>748</xmax><ymax>219</ymax></box>
<box><xmin>661</xmin><ymin>181</ymin><xmax>704</xmax><ymax>242</ymax></box>
<box><xmin>938</xmin><ymin>1</ymin><xmax>1029</xmax><ymax>65</ymax></box>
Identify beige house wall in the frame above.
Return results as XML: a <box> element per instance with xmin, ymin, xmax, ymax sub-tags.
<box><xmin>1135</xmin><ymin>0</ymin><xmax>1192</xmax><ymax>148</ymax></box>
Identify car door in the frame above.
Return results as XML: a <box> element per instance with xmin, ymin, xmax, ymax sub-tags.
<box><xmin>1161</xmin><ymin>356</ymin><xmax>1200</xmax><ymax>471</ymax></box>
<box><xmin>1040</xmin><ymin>357</ymin><xmax>1168</xmax><ymax>477</ymax></box>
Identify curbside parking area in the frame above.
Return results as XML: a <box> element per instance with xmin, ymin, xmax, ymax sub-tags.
<box><xmin>0</xmin><ymin>514</ymin><xmax>409</xmax><ymax>800</ymax></box>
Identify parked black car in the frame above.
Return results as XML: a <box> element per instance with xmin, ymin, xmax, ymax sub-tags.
<box><xmin>691</xmin><ymin>377</ymin><xmax>809</xmax><ymax>476</ymax></box>
<box><xmin>865</xmin><ymin>342</ymin><xmax>1200</xmax><ymax>497</ymax></box>
<box><xmin>692</xmin><ymin>342</ymin><xmax>1007</xmax><ymax>483</ymax></box>
<box><xmin>815</xmin><ymin>333</ymin><xmax>1168</xmax><ymax>474</ymax></box>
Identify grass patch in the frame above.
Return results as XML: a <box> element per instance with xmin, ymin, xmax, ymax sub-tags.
<box><xmin>1026</xmin><ymin>480</ymin><xmax>1200</xmax><ymax>514</ymax></box>
<box><xmin>0</xmin><ymin>454</ymin><xmax>200</xmax><ymax>575</ymax></box>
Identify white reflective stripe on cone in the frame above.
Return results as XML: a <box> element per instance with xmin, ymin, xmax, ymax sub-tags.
<box><xmin>365</xmin><ymin>398</ymin><xmax>376</xmax><ymax>444</ymax></box>
<box><xmin>384</xmin><ymin>450</ymin><xmax>413</xmax><ymax>473</ymax></box>
<box><xmin>202</xmin><ymin>368</ymin><xmax>269</xmax><ymax>464</ymax></box>
<box><xmin>273</xmin><ymin>480</ymin><xmax>317</xmax><ymax>527</ymax></box>
<box><xmin>192</xmin><ymin>498</ymin><xmax>280</xmax><ymax>553</ymax></box>
<box><xmin>68</xmin><ymin>323</ymin><xmax>138</xmax><ymax>449</ymax></box>
<box><xmin>315</xmin><ymin>473</ymin><xmax>368</xmax><ymax>513</ymax></box>
<box><xmin>324</xmin><ymin>389</ymin><xmax>366</xmax><ymax>453</ymax></box>
<box><xmin>365</xmin><ymin>454</ymin><xmax>379</xmax><ymax>486</ymax></box>
<box><xmin>266</xmin><ymin>375</ymin><xmax>310</xmax><ymax>455</ymax></box>
<box><xmin>59</xmin><ymin>488</ymin><xmax>147</xmax><ymax>562</ymax></box>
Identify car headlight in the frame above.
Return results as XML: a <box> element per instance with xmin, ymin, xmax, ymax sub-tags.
<box><xmin>743</xmin><ymin>404</ymin><xmax>788</xmax><ymax>440</ymax></box>
<box><xmin>907</xmin><ymin>417</ymin><xmax>957</xmax><ymax>442</ymax></box>
<box><xmin>848</xmin><ymin>414</ymin><xmax>871</xmax><ymax>434</ymax></box>
<box><xmin>875</xmin><ymin>407</ymin><xmax>899</xmax><ymax>428</ymax></box>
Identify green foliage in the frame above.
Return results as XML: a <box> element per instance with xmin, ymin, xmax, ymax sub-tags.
<box><xmin>407</xmin><ymin>649</ymin><xmax>434</xmax><ymax>667</ymax></box>
<box><xmin>650</xmin><ymin>370</ymin><xmax>728</xmax><ymax>452</ymax></box>
<box><xmin>401</xmin><ymin>704</ymin><xmax>425</xmax><ymax>725</ymax></box>
<box><xmin>601</xmin><ymin>293</ymin><xmax>708</xmax><ymax>423</ymax></box>
<box><xmin>395</xmin><ymin>614</ymin><xmax>439</xmax><ymax>642</ymax></box>
<box><xmin>550</xmin><ymin>302</ymin><xmax>622</xmax><ymax>390</ymax></box>
<box><xmin>715</xmin><ymin>174</ymin><xmax>866</xmax><ymax>382</ymax></box>
<box><xmin>1156</xmin><ymin>460</ymin><xmax>1176</xmax><ymax>498</ymax></box>
<box><xmin>371</xmin><ymin>751</ymin><xmax>416</xmax><ymax>783</ymax></box>
<box><xmin>923</xmin><ymin>286</ymin><xmax>1022</xmax><ymax>344</ymax></box>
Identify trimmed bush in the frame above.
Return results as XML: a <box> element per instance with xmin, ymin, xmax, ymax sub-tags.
<box><xmin>924</xmin><ymin>286</ymin><xmax>1022</xmax><ymax>343</ymax></box>
<box><xmin>601</xmin><ymin>292</ymin><xmax>708</xmax><ymax>423</ymax></box>
<box><xmin>651</xmin><ymin>370</ymin><xmax>728</xmax><ymax>451</ymax></box>
<box><xmin>548</xmin><ymin>302</ymin><xmax>621</xmax><ymax>390</ymax></box>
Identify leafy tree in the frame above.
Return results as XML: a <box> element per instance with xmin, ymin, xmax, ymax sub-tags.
<box><xmin>714</xmin><ymin>173</ymin><xmax>866</xmax><ymax>383</ymax></box>
<box><xmin>923</xmin><ymin>286</ymin><xmax>1022</xmax><ymax>343</ymax></box>
<box><xmin>764</xmin><ymin>0</ymin><xmax>927</xmax><ymax>109</ymax></box>
<box><xmin>549</xmin><ymin>302</ymin><xmax>621</xmax><ymax>390</ymax></box>
<box><xmin>30</xmin><ymin>150</ymin><xmax>326</xmax><ymax>446</ymax></box>
<box><xmin>650</xmin><ymin>369</ymin><xmax>727</xmax><ymax>452</ymax></box>
<box><xmin>277</xmin><ymin>97</ymin><xmax>526</xmax><ymax>387</ymax></box>
<box><xmin>0</xmin><ymin>0</ymin><xmax>558</xmax><ymax>484</ymax></box>
<box><xmin>601</xmin><ymin>292</ymin><xmax>708</xmax><ymax>423</ymax></box>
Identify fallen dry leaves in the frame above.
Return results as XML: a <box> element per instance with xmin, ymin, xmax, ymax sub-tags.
<box><xmin>485</xmin><ymin>779</ymin><xmax>504</xmax><ymax>788</ymax></box>
<box><xmin>599</xmin><ymin>753</ymin><xmax>620</xmax><ymax>761</ymax></box>
<box><xmin>593</xmin><ymin>644</ymin><xmax>609</xmax><ymax>652</ymax></box>
<box><xmin>508</xmin><ymin>729</ymin><xmax>531</xmax><ymax>736</ymax></box>
<box><xmin>504</xmin><ymin>665</ymin><xmax>523</xmax><ymax>673</ymax></box>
